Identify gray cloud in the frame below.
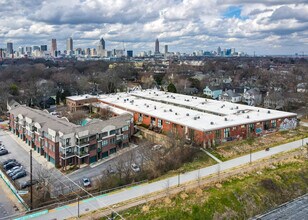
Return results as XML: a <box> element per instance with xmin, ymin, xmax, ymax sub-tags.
<box><xmin>0</xmin><ymin>0</ymin><xmax>307</xmax><ymax>55</ymax></box>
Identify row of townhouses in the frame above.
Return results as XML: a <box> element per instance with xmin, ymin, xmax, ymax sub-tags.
<box><xmin>8</xmin><ymin>105</ymin><xmax>134</xmax><ymax>169</ymax></box>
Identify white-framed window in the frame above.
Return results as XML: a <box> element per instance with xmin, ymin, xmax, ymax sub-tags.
<box><xmin>122</xmin><ymin>125</ymin><xmax>129</xmax><ymax>131</ymax></box>
<box><xmin>224</xmin><ymin>128</ymin><xmax>230</xmax><ymax>138</ymax></box>
<box><xmin>102</xmin><ymin>139</ymin><xmax>108</xmax><ymax>147</ymax></box>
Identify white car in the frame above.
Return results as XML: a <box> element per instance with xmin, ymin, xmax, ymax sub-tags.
<box><xmin>131</xmin><ymin>163</ymin><xmax>140</xmax><ymax>172</ymax></box>
<box><xmin>82</xmin><ymin>178</ymin><xmax>91</xmax><ymax>187</ymax></box>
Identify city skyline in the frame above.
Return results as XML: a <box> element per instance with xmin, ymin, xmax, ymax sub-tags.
<box><xmin>0</xmin><ymin>1</ymin><xmax>307</xmax><ymax>55</ymax></box>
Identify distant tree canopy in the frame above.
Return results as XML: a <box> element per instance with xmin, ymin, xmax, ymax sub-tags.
<box><xmin>167</xmin><ymin>83</ymin><xmax>177</xmax><ymax>93</ymax></box>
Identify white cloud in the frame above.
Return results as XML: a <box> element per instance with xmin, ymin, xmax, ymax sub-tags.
<box><xmin>0</xmin><ymin>0</ymin><xmax>307</xmax><ymax>55</ymax></box>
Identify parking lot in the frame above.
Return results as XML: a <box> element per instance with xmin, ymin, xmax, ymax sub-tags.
<box><xmin>0</xmin><ymin>127</ymin><xmax>149</xmax><ymax>197</ymax></box>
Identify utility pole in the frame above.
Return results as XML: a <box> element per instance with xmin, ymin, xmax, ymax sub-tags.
<box><xmin>178</xmin><ymin>172</ymin><xmax>180</xmax><ymax>187</ymax></box>
<box><xmin>77</xmin><ymin>196</ymin><xmax>80</xmax><ymax>218</ymax></box>
<box><xmin>250</xmin><ymin>149</ymin><xmax>252</xmax><ymax>164</ymax></box>
<box><xmin>30</xmin><ymin>149</ymin><xmax>33</xmax><ymax>210</ymax></box>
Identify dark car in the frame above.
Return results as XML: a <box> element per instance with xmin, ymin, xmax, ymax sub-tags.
<box><xmin>2</xmin><ymin>159</ymin><xmax>16</xmax><ymax>166</ymax></box>
<box><xmin>12</xmin><ymin>170</ymin><xmax>27</xmax><ymax>180</ymax></box>
<box><xmin>9</xmin><ymin>166</ymin><xmax>24</xmax><ymax>177</ymax></box>
<box><xmin>4</xmin><ymin>162</ymin><xmax>20</xmax><ymax>171</ymax></box>
<box><xmin>6</xmin><ymin>166</ymin><xmax>22</xmax><ymax>175</ymax></box>
<box><xmin>20</xmin><ymin>179</ymin><xmax>39</xmax><ymax>189</ymax></box>
<box><xmin>0</xmin><ymin>149</ymin><xmax>8</xmax><ymax>156</ymax></box>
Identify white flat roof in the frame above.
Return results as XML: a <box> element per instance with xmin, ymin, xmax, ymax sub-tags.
<box><xmin>67</xmin><ymin>94</ymin><xmax>96</xmax><ymax>101</ymax></box>
<box><xmin>96</xmin><ymin>91</ymin><xmax>296</xmax><ymax>132</ymax></box>
<box><xmin>93</xmin><ymin>103</ymin><xmax>132</xmax><ymax>116</ymax></box>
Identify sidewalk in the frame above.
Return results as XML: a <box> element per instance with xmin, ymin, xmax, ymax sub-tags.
<box><xmin>200</xmin><ymin>148</ymin><xmax>222</xmax><ymax>163</ymax></box>
<box><xmin>5</xmin><ymin>131</ymin><xmax>54</xmax><ymax>170</ymax></box>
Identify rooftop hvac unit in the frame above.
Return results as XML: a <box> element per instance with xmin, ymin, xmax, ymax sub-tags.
<box><xmin>167</xmin><ymin>96</ymin><xmax>169</xmax><ymax>98</ymax></box>
<box><xmin>194</xmin><ymin>117</ymin><xmax>198</xmax><ymax>120</ymax></box>
<box><xmin>210</xmin><ymin>122</ymin><xmax>214</xmax><ymax>125</ymax></box>
<box><xmin>169</xmin><ymin>109</ymin><xmax>173</xmax><ymax>112</ymax></box>
<box><xmin>173</xmin><ymin>97</ymin><xmax>176</xmax><ymax>99</ymax></box>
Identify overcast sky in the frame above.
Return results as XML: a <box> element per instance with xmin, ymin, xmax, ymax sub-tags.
<box><xmin>0</xmin><ymin>0</ymin><xmax>307</xmax><ymax>55</ymax></box>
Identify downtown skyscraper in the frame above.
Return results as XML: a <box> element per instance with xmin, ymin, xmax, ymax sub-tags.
<box><xmin>51</xmin><ymin>39</ymin><xmax>57</xmax><ymax>57</ymax></box>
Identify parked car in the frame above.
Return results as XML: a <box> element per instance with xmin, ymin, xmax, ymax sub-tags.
<box><xmin>12</xmin><ymin>170</ymin><xmax>27</xmax><ymax>180</ymax></box>
<box><xmin>20</xmin><ymin>179</ymin><xmax>39</xmax><ymax>189</ymax></box>
<box><xmin>131</xmin><ymin>163</ymin><xmax>140</xmax><ymax>172</ymax></box>
<box><xmin>9</xmin><ymin>166</ymin><xmax>24</xmax><ymax>177</ymax></box>
<box><xmin>82</xmin><ymin>178</ymin><xmax>91</xmax><ymax>187</ymax></box>
<box><xmin>0</xmin><ymin>149</ymin><xmax>8</xmax><ymax>156</ymax></box>
<box><xmin>6</xmin><ymin>165</ymin><xmax>22</xmax><ymax>175</ymax></box>
<box><xmin>107</xmin><ymin>167</ymin><xmax>115</xmax><ymax>174</ymax></box>
<box><xmin>2</xmin><ymin>159</ymin><xmax>16</xmax><ymax>166</ymax></box>
<box><xmin>4</xmin><ymin>162</ymin><xmax>20</xmax><ymax>171</ymax></box>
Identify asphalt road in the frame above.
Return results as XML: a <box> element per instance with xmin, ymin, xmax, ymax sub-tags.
<box><xmin>253</xmin><ymin>194</ymin><xmax>308</xmax><ymax>220</ymax></box>
<box><xmin>23</xmin><ymin>137</ymin><xmax>308</xmax><ymax>220</ymax></box>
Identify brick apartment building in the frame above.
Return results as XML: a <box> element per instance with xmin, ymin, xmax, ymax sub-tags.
<box><xmin>8</xmin><ymin>105</ymin><xmax>134</xmax><ymax>169</ymax></box>
<box><xmin>66</xmin><ymin>90</ymin><xmax>297</xmax><ymax>148</ymax></box>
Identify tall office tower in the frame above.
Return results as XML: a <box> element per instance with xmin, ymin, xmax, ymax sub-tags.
<box><xmin>85</xmin><ymin>48</ymin><xmax>91</xmax><ymax>56</ymax></box>
<box><xmin>127</xmin><ymin>50</ymin><xmax>133</xmax><ymax>58</ymax></box>
<box><xmin>41</xmin><ymin>45</ymin><xmax>47</xmax><ymax>51</ymax></box>
<box><xmin>217</xmin><ymin>46</ymin><xmax>221</xmax><ymax>56</ymax></box>
<box><xmin>164</xmin><ymin>45</ymin><xmax>168</xmax><ymax>54</ymax></box>
<box><xmin>25</xmin><ymin>46</ymin><xmax>32</xmax><ymax>55</ymax></box>
<box><xmin>231</xmin><ymin>48</ymin><xmax>235</xmax><ymax>54</ymax></box>
<box><xmin>51</xmin><ymin>39</ymin><xmax>57</xmax><ymax>57</ymax></box>
<box><xmin>33</xmin><ymin>46</ymin><xmax>40</xmax><ymax>51</ymax></box>
<box><xmin>155</xmin><ymin>38</ymin><xmax>159</xmax><ymax>54</ymax></box>
<box><xmin>18</xmin><ymin>46</ymin><xmax>24</xmax><ymax>55</ymax></box>
<box><xmin>6</xmin><ymin>42</ymin><xmax>13</xmax><ymax>55</ymax></box>
<box><xmin>0</xmin><ymin>48</ymin><xmax>3</xmax><ymax>58</ymax></box>
<box><xmin>100</xmin><ymin>37</ymin><xmax>105</xmax><ymax>50</ymax></box>
<box><xmin>66</xmin><ymin>37</ymin><xmax>73</xmax><ymax>52</ymax></box>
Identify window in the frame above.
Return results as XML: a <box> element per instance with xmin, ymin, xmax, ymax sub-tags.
<box><xmin>89</xmin><ymin>144</ymin><xmax>96</xmax><ymax>151</ymax></box>
<box><xmin>249</xmin><ymin>123</ymin><xmax>254</xmax><ymax>133</ymax></box>
<box><xmin>232</xmin><ymin>126</ymin><xmax>237</xmax><ymax>130</ymax></box>
<box><xmin>122</xmin><ymin>125</ymin><xmax>129</xmax><ymax>131</ymax></box>
<box><xmin>52</xmin><ymin>145</ymin><xmax>55</xmax><ymax>152</ymax></box>
<box><xmin>158</xmin><ymin>119</ymin><xmax>162</xmax><ymax>128</ymax></box>
<box><xmin>102</xmin><ymin>139</ymin><xmax>108</xmax><ymax>147</ymax></box>
<box><xmin>66</xmin><ymin>138</ymin><xmax>71</xmax><ymax>146</ymax></box>
<box><xmin>215</xmin><ymin>130</ymin><xmax>221</xmax><ymax>138</ymax></box>
<box><xmin>271</xmin><ymin>120</ymin><xmax>276</xmax><ymax>128</ymax></box>
<box><xmin>110</xmin><ymin>138</ymin><xmax>115</xmax><ymax>144</ymax></box>
<box><xmin>110</xmin><ymin>130</ymin><xmax>116</xmax><ymax>135</ymax></box>
<box><xmin>123</xmin><ymin>134</ymin><xmax>128</xmax><ymax>140</ymax></box>
<box><xmin>99</xmin><ymin>132</ymin><xmax>108</xmax><ymax>139</ymax></box>
<box><xmin>165</xmin><ymin>121</ymin><xmax>170</xmax><ymax>125</ymax></box>
<box><xmin>224</xmin><ymin>128</ymin><xmax>230</xmax><ymax>138</ymax></box>
<box><xmin>138</xmin><ymin>113</ymin><xmax>143</xmax><ymax>122</ymax></box>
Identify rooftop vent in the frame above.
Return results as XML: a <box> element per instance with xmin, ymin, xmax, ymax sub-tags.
<box><xmin>236</xmin><ymin>106</ymin><xmax>239</xmax><ymax>109</ymax></box>
<box><xmin>257</xmin><ymin>109</ymin><xmax>260</xmax><ymax>112</ymax></box>
<box><xmin>247</xmin><ymin>115</ymin><xmax>250</xmax><ymax>119</ymax></box>
<box><xmin>169</xmin><ymin>109</ymin><xmax>173</xmax><ymax>112</ymax></box>
<box><xmin>167</xmin><ymin>96</ymin><xmax>169</xmax><ymax>98</ymax></box>
<box><xmin>186</xmin><ymin>113</ymin><xmax>189</xmax><ymax>116</ymax></box>
<box><xmin>164</xmin><ymin>109</ymin><xmax>167</xmax><ymax>112</ymax></box>
<box><xmin>173</xmin><ymin>97</ymin><xmax>176</xmax><ymax>99</ymax></box>
<box><xmin>210</xmin><ymin>122</ymin><xmax>214</xmax><ymax>125</ymax></box>
<box><xmin>175</xmin><ymin>112</ymin><xmax>178</xmax><ymax>115</ymax></box>
<box><xmin>154</xmin><ymin>106</ymin><xmax>156</xmax><ymax>110</ymax></box>
<box><xmin>225</xmin><ymin>118</ymin><xmax>228</xmax><ymax>121</ymax></box>
<box><xmin>194</xmin><ymin>117</ymin><xmax>198</xmax><ymax>120</ymax></box>
<box><xmin>117</xmin><ymin>97</ymin><xmax>119</xmax><ymax>100</ymax></box>
<box><xmin>230</xmin><ymin>107</ymin><xmax>233</xmax><ymax>110</ymax></box>
<box><xmin>268</xmin><ymin>110</ymin><xmax>271</xmax><ymax>114</ymax></box>
<box><xmin>198</xmin><ymin>116</ymin><xmax>200</xmax><ymax>119</ymax></box>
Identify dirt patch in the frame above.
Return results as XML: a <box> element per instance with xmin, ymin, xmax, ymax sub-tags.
<box><xmin>142</xmin><ymin>205</ymin><xmax>150</xmax><ymax>212</ymax></box>
<box><xmin>180</xmin><ymin>192</ymin><xmax>189</xmax><ymax>200</ymax></box>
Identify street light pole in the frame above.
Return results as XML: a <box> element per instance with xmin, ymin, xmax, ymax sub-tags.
<box><xmin>29</xmin><ymin>149</ymin><xmax>33</xmax><ymax>210</ymax></box>
<box><xmin>178</xmin><ymin>173</ymin><xmax>180</xmax><ymax>187</ymax></box>
<box><xmin>250</xmin><ymin>149</ymin><xmax>252</xmax><ymax>164</ymax></box>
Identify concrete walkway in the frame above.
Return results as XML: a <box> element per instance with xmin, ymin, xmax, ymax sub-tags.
<box><xmin>16</xmin><ymin>137</ymin><xmax>308</xmax><ymax>220</ymax></box>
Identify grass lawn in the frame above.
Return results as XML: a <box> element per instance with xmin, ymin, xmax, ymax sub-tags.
<box><xmin>212</xmin><ymin>127</ymin><xmax>308</xmax><ymax>161</ymax></box>
<box><xmin>113</xmin><ymin>157</ymin><xmax>308</xmax><ymax>220</ymax></box>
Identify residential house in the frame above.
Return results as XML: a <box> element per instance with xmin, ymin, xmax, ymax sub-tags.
<box><xmin>264</xmin><ymin>92</ymin><xmax>285</xmax><ymax>110</ymax></box>
<box><xmin>203</xmin><ymin>86</ymin><xmax>223</xmax><ymax>99</ymax></box>
<box><xmin>220</xmin><ymin>90</ymin><xmax>242</xmax><ymax>103</ymax></box>
<box><xmin>243</xmin><ymin>88</ymin><xmax>262</xmax><ymax>106</ymax></box>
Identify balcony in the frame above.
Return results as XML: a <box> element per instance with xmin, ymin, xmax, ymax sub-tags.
<box><xmin>60</xmin><ymin>151</ymin><xmax>75</xmax><ymax>159</ymax></box>
<box><xmin>76</xmin><ymin>151</ymin><xmax>89</xmax><ymax>158</ymax></box>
